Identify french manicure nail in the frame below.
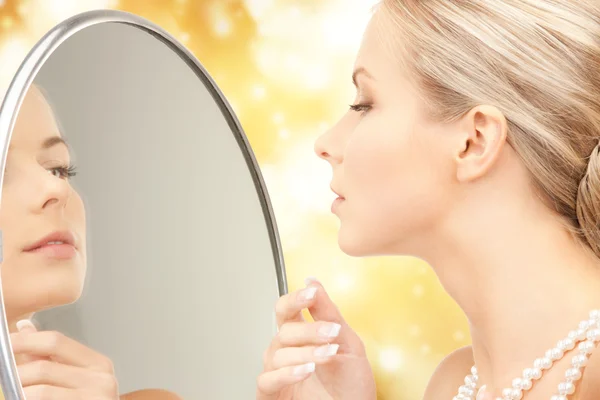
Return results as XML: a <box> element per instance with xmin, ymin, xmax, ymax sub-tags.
<box><xmin>318</xmin><ymin>323</ymin><xmax>341</xmax><ymax>338</ymax></box>
<box><xmin>314</xmin><ymin>344</ymin><xmax>340</xmax><ymax>358</ymax></box>
<box><xmin>299</xmin><ymin>287</ymin><xmax>317</xmax><ymax>302</ymax></box>
<box><xmin>16</xmin><ymin>319</ymin><xmax>36</xmax><ymax>332</ymax></box>
<box><xmin>293</xmin><ymin>362</ymin><xmax>316</xmax><ymax>376</ymax></box>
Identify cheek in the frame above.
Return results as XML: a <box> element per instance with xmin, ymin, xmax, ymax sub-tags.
<box><xmin>341</xmin><ymin>118</ymin><xmax>449</xmax><ymax>239</ymax></box>
<box><xmin>344</xmin><ymin>118</ymin><xmax>422</xmax><ymax>207</ymax></box>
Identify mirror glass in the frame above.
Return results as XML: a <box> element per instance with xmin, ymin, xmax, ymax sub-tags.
<box><xmin>2</xmin><ymin>20</ymin><xmax>283</xmax><ymax>399</ymax></box>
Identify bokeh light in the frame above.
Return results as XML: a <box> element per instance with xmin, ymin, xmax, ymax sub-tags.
<box><xmin>0</xmin><ymin>1</ymin><xmax>470</xmax><ymax>399</ymax></box>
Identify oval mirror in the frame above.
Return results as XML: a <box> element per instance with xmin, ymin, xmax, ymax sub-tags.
<box><xmin>0</xmin><ymin>9</ymin><xmax>286</xmax><ymax>400</ymax></box>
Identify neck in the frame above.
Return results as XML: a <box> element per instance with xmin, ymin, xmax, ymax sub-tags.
<box><xmin>425</xmin><ymin>199</ymin><xmax>600</xmax><ymax>391</ymax></box>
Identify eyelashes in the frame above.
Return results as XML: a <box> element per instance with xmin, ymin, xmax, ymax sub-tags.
<box><xmin>349</xmin><ymin>103</ymin><xmax>372</xmax><ymax>114</ymax></box>
<box><xmin>50</xmin><ymin>164</ymin><xmax>77</xmax><ymax>180</ymax></box>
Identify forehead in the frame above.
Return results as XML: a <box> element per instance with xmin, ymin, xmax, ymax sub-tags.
<box><xmin>10</xmin><ymin>85</ymin><xmax>61</xmax><ymax>149</ymax></box>
<box><xmin>354</xmin><ymin>11</ymin><xmax>409</xmax><ymax>86</ymax></box>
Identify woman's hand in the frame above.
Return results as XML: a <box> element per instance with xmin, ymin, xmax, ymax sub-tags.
<box><xmin>256</xmin><ymin>278</ymin><xmax>377</xmax><ymax>400</ymax></box>
<box><xmin>11</xmin><ymin>319</ymin><xmax>119</xmax><ymax>399</ymax></box>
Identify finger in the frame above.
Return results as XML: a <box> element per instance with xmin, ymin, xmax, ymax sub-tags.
<box><xmin>256</xmin><ymin>363</ymin><xmax>315</xmax><ymax>398</ymax></box>
<box><xmin>23</xmin><ymin>384</ymin><xmax>79</xmax><ymax>399</ymax></box>
<box><xmin>18</xmin><ymin>359</ymin><xmax>107</xmax><ymax>389</ymax></box>
<box><xmin>276</xmin><ymin>321</ymin><xmax>342</xmax><ymax>347</ymax></box>
<box><xmin>304</xmin><ymin>278</ymin><xmax>365</xmax><ymax>354</ymax></box>
<box><xmin>10</xmin><ymin>331</ymin><xmax>114</xmax><ymax>373</ymax></box>
<box><xmin>14</xmin><ymin>320</ymin><xmax>45</xmax><ymax>365</ymax></box>
<box><xmin>304</xmin><ymin>277</ymin><xmax>345</xmax><ymax>325</ymax></box>
<box><xmin>271</xmin><ymin>344</ymin><xmax>340</xmax><ymax>370</ymax></box>
<box><xmin>275</xmin><ymin>286</ymin><xmax>318</xmax><ymax>328</ymax></box>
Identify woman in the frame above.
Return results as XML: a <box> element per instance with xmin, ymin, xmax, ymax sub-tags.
<box><xmin>257</xmin><ymin>1</ymin><xmax>600</xmax><ymax>399</ymax></box>
<box><xmin>1</xmin><ymin>85</ymin><xmax>181</xmax><ymax>399</ymax></box>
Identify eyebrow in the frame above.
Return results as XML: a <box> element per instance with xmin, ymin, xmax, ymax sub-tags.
<box><xmin>42</xmin><ymin>136</ymin><xmax>68</xmax><ymax>150</ymax></box>
<box><xmin>352</xmin><ymin>67</ymin><xmax>375</xmax><ymax>87</ymax></box>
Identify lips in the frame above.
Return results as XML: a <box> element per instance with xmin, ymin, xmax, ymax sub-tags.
<box><xmin>330</xmin><ymin>186</ymin><xmax>345</xmax><ymax>200</ymax></box>
<box><xmin>24</xmin><ymin>231</ymin><xmax>76</xmax><ymax>252</ymax></box>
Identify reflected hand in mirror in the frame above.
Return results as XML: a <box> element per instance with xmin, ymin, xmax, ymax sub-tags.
<box><xmin>1</xmin><ymin>85</ymin><xmax>181</xmax><ymax>400</ymax></box>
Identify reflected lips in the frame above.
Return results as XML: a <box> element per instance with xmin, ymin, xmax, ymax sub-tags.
<box><xmin>23</xmin><ymin>231</ymin><xmax>77</xmax><ymax>260</ymax></box>
<box><xmin>331</xmin><ymin>196</ymin><xmax>344</xmax><ymax>213</ymax></box>
<box><xmin>330</xmin><ymin>187</ymin><xmax>345</xmax><ymax>213</ymax></box>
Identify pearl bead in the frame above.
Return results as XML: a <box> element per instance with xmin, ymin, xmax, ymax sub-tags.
<box><xmin>523</xmin><ymin>367</ymin><xmax>542</xmax><ymax>380</ymax></box>
<box><xmin>534</xmin><ymin>357</ymin><xmax>552</xmax><ymax>370</ymax></box>
<box><xmin>575</xmin><ymin>328</ymin><xmax>587</xmax><ymax>341</ymax></box>
<box><xmin>546</xmin><ymin>348</ymin><xmax>564</xmax><ymax>360</ymax></box>
<box><xmin>512</xmin><ymin>377</ymin><xmax>532</xmax><ymax>391</ymax></box>
<box><xmin>565</xmin><ymin>367</ymin><xmax>582</xmax><ymax>381</ymax></box>
<box><xmin>557</xmin><ymin>338</ymin><xmax>575</xmax><ymax>351</ymax></box>
<box><xmin>568</xmin><ymin>330</ymin><xmax>579</xmax><ymax>340</ymax></box>
<box><xmin>502</xmin><ymin>387</ymin><xmax>522</xmax><ymax>399</ymax></box>
<box><xmin>578</xmin><ymin>340</ymin><xmax>595</xmax><ymax>354</ymax></box>
<box><xmin>571</xmin><ymin>354</ymin><xmax>588</xmax><ymax>368</ymax></box>
<box><xmin>579</xmin><ymin>320</ymin><xmax>590</xmax><ymax>330</ymax></box>
<box><xmin>551</xmin><ymin>396</ymin><xmax>567</xmax><ymax>400</ymax></box>
<box><xmin>587</xmin><ymin>328</ymin><xmax>600</xmax><ymax>342</ymax></box>
<box><xmin>590</xmin><ymin>309</ymin><xmax>600</xmax><ymax>320</ymax></box>
<box><xmin>454</xmin><ymin>392</ymin><xmax>468</xmax><ymax>400</ymax></box>
<box><xmin>557</xmin><ymin>340</ymin><xmax>567</xmax><ymax>351</ymax></box>
<box><xmin>512</xmin><ymin>378</ymin><xmax>524</xmax><ymax>389</ymax></box>
<box><xmin>558</xmin><ymin>381</ymin><xmax>576</xmax><ymax>395</ymax></box>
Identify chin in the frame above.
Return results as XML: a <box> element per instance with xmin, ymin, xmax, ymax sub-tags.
<box><xmin>337</xmin><ymin>221</ymin><xmax>419</xmax><ymax>258</ymax></box>
<box><xmin>5</xmin><ymin>284</ymin><xmax>83</xmax><ymax>319</ymax></box>
<box><xmin>34</xmin><ymin>268</ymin><xmax>85</xmax><ymax>310</ymax></box>
<box><xmin>39</xmin><ymin>282</ymin><xmax>84</xmax><ymax>311</ymax></box>
<box><xmin>337</xmin><ymin>228</ymin><xmax>382</xmax><ymax>257</ymax></box>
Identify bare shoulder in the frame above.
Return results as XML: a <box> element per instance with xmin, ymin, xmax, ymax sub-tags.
<box><xmin>120</xmin><ymin>389</ymin><xmax>184</xmax><ymax>400</ymax></box>
<box><xmin>578</xmin><ymin>342</ymin><xmax>600</xmax><ymax>400</ymax></box>
<box><xmin>423</xmin><ymin>345</ymin><xmax>474</xmax><ymax>400</ymax></box>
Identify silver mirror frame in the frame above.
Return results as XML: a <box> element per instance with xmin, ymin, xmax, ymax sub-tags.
<box><xmin>0</xmin><ymin>9</ymin><xmax>287</xmax><ymax>400</ymax></box>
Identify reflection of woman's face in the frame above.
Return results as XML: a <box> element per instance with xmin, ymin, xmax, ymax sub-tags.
<box><xmin>0</xmin><ymin>85</ymin><xmax>86</xmax><ymax>323</ymax></box>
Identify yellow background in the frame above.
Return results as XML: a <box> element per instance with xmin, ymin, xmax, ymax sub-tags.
<box><xmin>0</xmin><ymin>1</ymin><xmax>470</xmax><ymax>398</ymax></box>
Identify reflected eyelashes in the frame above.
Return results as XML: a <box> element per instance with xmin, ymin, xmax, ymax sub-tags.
<box><xmin>50</xmin><ymin>164</ymin><xmax>77</xmax><ymax>180</ymax></box>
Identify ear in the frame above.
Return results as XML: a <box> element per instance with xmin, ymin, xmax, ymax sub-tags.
<box><xmin>455</xmin><ymin>105</ymin><xmax>508</xmax><ymax>182</ymax></box>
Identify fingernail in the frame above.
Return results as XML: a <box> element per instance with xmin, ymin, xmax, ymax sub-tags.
<box><xmin>314</xmin><ymin>344</ymin><xmax>339</xmax><ymax>358</ymax></box>
<box><xmin>318</xmin><ymin>323</ymin><xmax>341</xmax><ymax>338</ymax></box>
<box><xmin>298</xmin><ymin>287</ymin><xmax>317</xmax><ymax>302</ymax></box>
<box><xmin>293</xmin><ymin>362</ymin><xmax>315</xmax><ymax>376</ymax></box>
<box><xmin>304</xmin><ymin>276</ymin><xmax>319</xmax><ymax>286</ymax></box>
<box><xmin>16</xmin><ymin>320</ymin><xmax>36</xmax><ymax>332</ymax></box>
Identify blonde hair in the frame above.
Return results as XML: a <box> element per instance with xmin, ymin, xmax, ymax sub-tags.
<box><xmin>378</xmin><ymin>0</ymin><xmax>600</xmax><ymax>256</ymax></box>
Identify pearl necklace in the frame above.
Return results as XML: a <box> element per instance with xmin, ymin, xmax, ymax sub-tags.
<box><xmin>454</xmin><ymin>309</ymin><xmax>600</xmax><ymax>400</ymax></box>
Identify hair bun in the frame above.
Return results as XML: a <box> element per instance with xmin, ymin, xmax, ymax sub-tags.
<box><xmin>576</xmin><ymin>142</ymin><xmax>600</xmax><ymax>256</ymax></box>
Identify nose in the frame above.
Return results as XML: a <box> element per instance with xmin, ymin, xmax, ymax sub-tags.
<box><xmin>314</xmin><ymin>121</ymin><xmax>344</xmax><ymax>164</ymax></box>
<box><xmin>37</xmin><ymin>170</ymin><xmax>72</xmax><ymax>212</ymax></box>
